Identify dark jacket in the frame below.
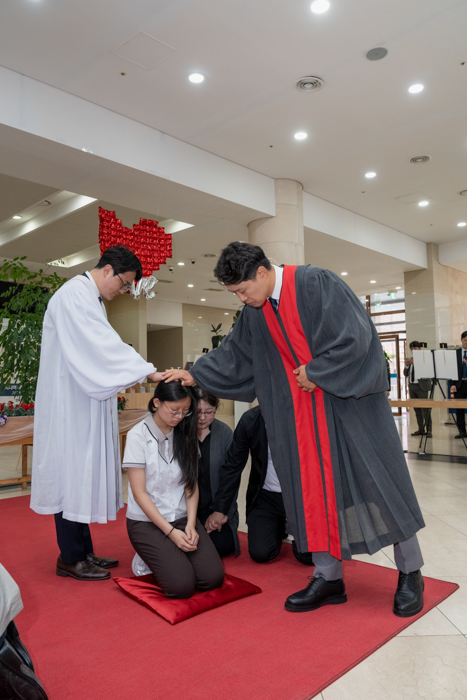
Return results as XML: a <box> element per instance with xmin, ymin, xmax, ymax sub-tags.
<box><xmin>213</xmin><ymin>406</ymin><xmax>269</xmax><ymax>518</ymax></box>
<box><xmin>453</xmin><ymin>347</ymin><xmax>467</xmax><ymax>391</ymax></box>
<box><xmin>403</xmin><ymin>363</ymin><xmax>432</xmax><ymax>393</ymax></box>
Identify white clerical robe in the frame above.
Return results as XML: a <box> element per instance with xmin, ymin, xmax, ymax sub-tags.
<box><xmin>31</xmin><ymin>272</ymin><xmax>156</xmax><ymax>524</ymax></box>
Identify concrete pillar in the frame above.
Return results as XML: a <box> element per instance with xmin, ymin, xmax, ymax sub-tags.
<box><xmin>106</xmin><ymin>293</ymin><xmax>148</xmax><ymax>359</ymax></box>
<box><xmin>248</xmin><ymin>179</ymin><xmax>304</xmax><ymax>265</ymax></box>
<box><xmin>405</xmin><ymin>243</ymin><xmax>456</xmax><ymax>349</ymax></box>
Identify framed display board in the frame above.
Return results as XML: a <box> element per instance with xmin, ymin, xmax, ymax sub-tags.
<box><xmin>433</xmin><ymin>349</ymin><xmax>459</xmax><ymax>381</ymax></box>
<box><xmin>412</xmin><ymin>349</ymin><xmax>435</xmax><ymax>380</ymax></box>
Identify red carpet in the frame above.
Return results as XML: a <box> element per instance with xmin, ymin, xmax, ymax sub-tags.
<box><xmin>0</xmin><ymin>497</ymin><xmax>458</xmax><ymax>700</ymax></box>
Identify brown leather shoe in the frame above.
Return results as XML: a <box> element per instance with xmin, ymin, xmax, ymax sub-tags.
<box><xmin>86</xmin><ymin>553</ymin><xmax>118</xmax><ymax>569</ymax></box>
<box><xmin>411</xmin><ymin>429</ymin><xmax>426</xmax><ymax>436</ymax></box>
<box><xmin>56</xmin><ymin>556</ymin><xmax>110</xmax><ymax>581</ymax></box>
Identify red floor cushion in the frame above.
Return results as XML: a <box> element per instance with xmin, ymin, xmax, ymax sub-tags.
<box><xmin>113</xmin><ymin>573</ymin><xmax>262</xmax><ymax>624</ymax></box>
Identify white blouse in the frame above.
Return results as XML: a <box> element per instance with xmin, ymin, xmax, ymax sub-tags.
<box><xmin>123</xmin><ymin>415</ymin><xmax>187</xmax><ymax>523</ymax></box>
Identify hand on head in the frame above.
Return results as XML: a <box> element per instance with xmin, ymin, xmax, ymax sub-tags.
<box><xmin>162</xmin><ymin>369</ymin><xmax>195</xmax><ymax>386</ymax></box>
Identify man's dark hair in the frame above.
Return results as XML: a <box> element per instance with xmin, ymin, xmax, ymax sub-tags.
<box><xmin>214</xmin><ymin>241</ymin><xmax>271</xmax><ymax>285</ymax></box>
<box><xmin>94</xmin><ymin>245</ymin><xmax>143</xmax><ymax>281</ymax></box>
<box><xmin>462</xmin><ymin>331</ymin><xmax>467</xmax><ymax>340</ymax></box>
<box><xmin>409</xmin><ymin>341</ymin><xmax>421</xmax><ymax>349</ymax></box>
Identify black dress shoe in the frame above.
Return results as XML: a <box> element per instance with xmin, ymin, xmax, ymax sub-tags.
<box><xmin>86</xmin><ymin>553</ymin><xmax>119</xmax><ymax>569</ymax></box>
<box><xmin>411</xmin><ymin>429</ymin><xmax>426</xmax><ymax>436</ymax></box>
<box><xmin>455</xmin><ymin>432</ymin><xmax>467</xmax><ymax>439</ymax></box>
<box><xmin>0</xmin><ymin>639</ymin><xmax>48</xmax><ymax>699</ymax></box>
<box><xmin>6</xmin><ymin>621</ymin><xmax>34</xmax><ymax>671</ymax></box>
<box><xmin>56</xmin><ymin>556</ymin><xmax>110</xmax><ymax>581</ymax></box>
<box><xmin>285</xmin><ymin>576</ymin><xmax>347</xmax><ymax>612</ymax></box>
<box><xmin>393</xmin><ymin>569</ymin><xmax>424</xmax><ymax>617</ymax></box>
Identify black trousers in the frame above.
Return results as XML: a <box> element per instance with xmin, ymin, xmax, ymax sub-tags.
<box><xmin>455</xmin><ymin>381</ymin><xmax>467</xmax><ymax>432</ymax></box>
<box><xmin>54</xmin><ymin>512</ymin><xmax>93</xmax><ymax>564</ymax></box>
<box><xmin>247</xmin><ymin>489</ymin><xmax>313</xmax><ymax>565</ymax></box>
<box><xmin>198</xmin><ymin>507</ymin><xmax>236</xmax><ymax>558</ymax></box>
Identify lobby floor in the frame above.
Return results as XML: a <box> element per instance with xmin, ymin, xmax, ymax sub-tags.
<box><xmin>1</xmin><ymin>416</ymin><xmax>467</xmax><ymax>698</ymax></box>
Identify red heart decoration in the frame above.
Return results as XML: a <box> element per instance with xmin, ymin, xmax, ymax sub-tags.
<box><xmin>98</xmin><ymin>207</ymin><xmax>172</xmax><ymax>277</ymax></box>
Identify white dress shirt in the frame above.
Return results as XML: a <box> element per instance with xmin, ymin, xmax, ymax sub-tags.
<box><xmin>263</xmin><ymin>444</ymin><xmax>282</xmax><ymax>493</ymax></box>
<box><xmin>123</xmin><ymin>415</ymin><xmax>187</xmax><ymax>523</ymax></box>
<box><xmin>270</xmin><ymin>264</ymin><xmax>284</xmax><ymax>304</ymax></box>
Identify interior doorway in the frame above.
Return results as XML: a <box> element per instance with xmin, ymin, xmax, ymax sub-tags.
<box><xmin>379</xmin><ymin>333</ymin><xmax>407</xmax><ymax>416</ymax></box>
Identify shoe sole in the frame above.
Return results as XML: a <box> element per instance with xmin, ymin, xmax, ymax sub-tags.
<box><xmin>56</xmin><ymin>568</ymin><xmax>110</xmax><ymax>581</ymax></box>
<box><xmin>393</xmin><ymin>599</ymin><xmax>424</xmax><ymax>617</ymax></box>
<box><xmin>284</xmin><ymin>594</ymin><xmax>347</xmax><ymax>612</ymax></box>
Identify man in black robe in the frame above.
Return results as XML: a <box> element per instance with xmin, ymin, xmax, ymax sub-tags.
<box><xmin>164</xmin><ymin>242</ymin><xmax>425</xmax><ymax>617</ymax></box>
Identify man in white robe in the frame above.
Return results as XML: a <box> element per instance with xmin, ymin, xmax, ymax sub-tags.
<box><xmin>31</xmin><ymin>245</ymin><xmax>163</xmax><ymax>581</ymax></box>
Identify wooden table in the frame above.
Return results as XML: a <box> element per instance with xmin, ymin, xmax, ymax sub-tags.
<box><xmin>389</xmin><ymin>398</ymin><xmax>467</xmax><ymax>453</ymax></box>
<box><xmin>0</xmin><ymin>410</ymin><xmax>148</xmax><ymax>490</ymax></box>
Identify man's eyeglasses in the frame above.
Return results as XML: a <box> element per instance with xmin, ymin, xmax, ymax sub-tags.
<box><xmin>198</xmin><ymin>409</ymin><xmax>216</xmax><ymax>417</ymax></box>
<box><xmin>117</xmin><ymin>273</ymin><xmax>133</xmax><ymax>292</ymax></box>
<box><xmin>162</xmin><ymin>402</ymin><xmax>193</xmax><ymax>419</ymax></box>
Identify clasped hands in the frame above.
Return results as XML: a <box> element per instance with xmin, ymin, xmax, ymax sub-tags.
<box><xmin>293</xmin><ymin>365</ymin><xmax>317</xmax><ymax>393</ymax></box>
<box><xmin>169</xmin><ymin>524</ymin><xmax>199</xmax><ymax>552</ymax></box>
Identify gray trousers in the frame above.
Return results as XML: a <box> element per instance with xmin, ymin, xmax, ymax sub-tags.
<box><xmin>313</xmin><ymin>534</ymin><xmax>424</xmax><ymax>580</ymax></box>
<box><xmin>408</xmin><ymin>383</ymin><xmax>431</xmax><ymax>431</ymax></box>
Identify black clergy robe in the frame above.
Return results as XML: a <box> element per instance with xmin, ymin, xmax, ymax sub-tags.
<box><xmin>191</xmin><ymin>265</ymin><xmax>425</xmax><ymax>560</ymax></box>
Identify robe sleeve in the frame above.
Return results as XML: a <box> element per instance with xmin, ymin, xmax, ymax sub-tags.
<box><xmin>49</xmin><ymin>284</ymin><xmax>155</xmax><ymax>401</ymax></box>
<box><xmin>303</xmin><ymin>268</ymin><xmax>388</xmax><ymax>398</ymax></box>
<box><xmin>190</xmin><ymin>308</ymin><xmax>256</xmax><ymax>402</ymax></box>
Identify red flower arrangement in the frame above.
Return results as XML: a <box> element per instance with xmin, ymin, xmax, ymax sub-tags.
<box><xmin>0</xmin><ymin>401</ymin><xmax>35</xmax><ymax>416</ymax></box>
<box><xmin>117</xmin><ymin>396</ymin><xmax>127</xmax><ymax>412</ymax></box>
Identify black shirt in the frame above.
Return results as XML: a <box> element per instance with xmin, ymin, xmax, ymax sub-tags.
<box><xmin>198</xmin><ymin>433</ymin><xmax>212</xmax><ymax>512</ymax></box>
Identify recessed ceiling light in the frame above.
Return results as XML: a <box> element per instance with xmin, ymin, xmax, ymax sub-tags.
<box><xmin>341</xmin><ymin>272</ymin><xmax>348</xmax><ymax>276</ymax></box>
<box><xmin>457</xmin><ymin>222</ymin><xmax>467</xmax><ymax>227</ymax></box>
<box><xmin>201</xmin><ymin>298</ymin><xmax>206</xmax><ymax>301</ymax></box>
<box><xmin>294</xmin><ymin>132</ymin><xmax>308</xmax><ymax>140</ymax></box>
<box><xmin>418</xmin><ymin>200</ymin><xmax>429</xmax><ymax>207</ymax></box>
<box><xmin>412</xmin><ymin>292</ymin><xmax>416</xmax><ymax>295</ymax></box>
<box><xmin>198</xmin><ymin>316</ymin><xmax>202</xmax><ymax>319</ymax></box>
<box><xmin>408</xmin><ymin>84</ymin><xmax>424</xmax><ymax>94</ymax></box>
<box><xmin>188</xmin><ymin>284</ymin><xmax>194</xmax><ymax>288</ymax></box>
<box><xmin>311</xmin><ymin>0</ymin><xmax>330</xmax><ymax>13</ymax></box>
<box><xmin>189</xmin><ymin>73</ymin><xmax>204</xmax><ymax>83</ymax></box>
<box><xmin>365</xmin><ymin>172</ymin><xmax>376</xmax><ymax>179</ymax></box>
<box><xmin>370</xmin><ymin>280</ymin><xmax>376</xmax><ymax>284</ymax></box>
<box><xmin>224</xmin><ymin>312</ymin><xmax>229</xmax><ymax>315</ymax></box>
<box><xmin>13</xmin><ymin>215</ymin><xmax>22</xmax><ymax>220</ymax></box>
<box><xmin>395</xmin><ymin>286</ymin><xmax>401</xmax><ymax>290</ymax></box>
<box><xmin>178</xmin><ymin>262</ymin><xmax>185</xmax><ymax>266</ymax></box>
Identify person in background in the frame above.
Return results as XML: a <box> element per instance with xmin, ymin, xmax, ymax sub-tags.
<box><xmin>194</xmin><ymin>387</ymin><xmax>238</xmax><ymax>558</ymax></box>
<box><xmin>0</xmin><ymin>563</ymin><xmax>48</xmax><ymax>699</ymax></box>
<box><xmin>206</xmin><ymin>405</ymin><xmax>314</xmax><ymax>566</ymax></box>
<box><xmin>404</xmin><ymin>341</ymin><xmax>432</xmax><ymax>437</ymax></box>
<box><xmin>450</xmin><ymin>331</ymin><xmax>467</xmax><ymax>439</ymax></box>
<box><xmin>123</xmin><ymin>380</ymin><xmax>224</xmax><ymax>599</ymax></box>
<box><xmin>31</xmin><ymin>245</ymin><xmax>164</xmax><ymax>581</ymax></box>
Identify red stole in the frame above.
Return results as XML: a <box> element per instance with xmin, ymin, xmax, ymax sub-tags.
<box><xmin>263</xmin><ymin>266</ymin><xmax>341</xmax><ymax>559</ymax></box>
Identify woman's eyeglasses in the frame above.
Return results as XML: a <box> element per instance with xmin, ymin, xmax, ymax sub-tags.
<box><xmin>162</xmin><ymin>402</ymin><xmax>192</xmax><ymax>418</ymax></box>
<box><xmin>198</xmin><ymin>409</ymin><xmax>216</xmax><ymax>417</ymax></box>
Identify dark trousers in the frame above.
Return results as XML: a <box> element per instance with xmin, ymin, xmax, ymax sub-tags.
<box><xmin>455</xmin><ymin>381</ymin><xmax>467</xmax><ymax>433</ymax></box>
<box><xmin>127</xmin><ymin>516</ymin><xmax>224</xmax><ymax>599</ymax></box>
<box><xmin>198</xmin><ymin>507</ymin><xmax>236</xmax><ymax>558</ymax></box>
<box><xmin>408</xmin><ymin>383</ymin><xmax>431</xmax><ymax>432</ymax></box>
<box><xmin>54</xmin><ymin>512</ymin><xmax>93</xmax><ymax>564</ymax></box>
<box><xmin>247</xmin><ymin>489</ymin><xmax>313</xmax><ymax>565</ymax></box>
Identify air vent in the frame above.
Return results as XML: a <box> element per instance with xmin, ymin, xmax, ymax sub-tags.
<box><xmin>295</xmin><ymin>76</ymin><xmax>324</xmax><ymax>93</ymax></box>
<box><xmin>203</xmin><ymin>253</ymin><xmax>216</xmax><ymax>258</ymax></box>
<box><xmin>366</xmin><ymin>47</ymin><xmax>388</xmax><ymax>61</ymax></box>
<box><xmin>410</xmin><ymin>155</ymin><xmax>431</xmax><ymax>164</ymax></box>
<box><xmin>459</xmin><ymin>190</ymin><xmax>467</xmax><ymax>197</ymax></box>
<box><xmin>156</xmin><ymin>279</ymin><xmax>173</xmax><ymax>283</ymax></box>
<box><xmin>203</xmin><ymin>288</ymin><xmax>225</xmax><ymax>292</ymax></box>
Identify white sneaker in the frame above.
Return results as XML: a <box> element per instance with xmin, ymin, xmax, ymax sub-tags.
<box><xmin>131</xmin><ymin>553</ymin><xmax>151</xmax><ymax>576</ymax></box>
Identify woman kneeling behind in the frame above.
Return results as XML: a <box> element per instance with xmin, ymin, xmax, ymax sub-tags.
<box><xmin>124</xmin><ymin>380</ymin><xmax>224</xmax><ymax>599</ymax></box>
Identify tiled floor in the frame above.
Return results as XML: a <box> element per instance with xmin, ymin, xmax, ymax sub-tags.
<box><xmin>1</xmin><ymin>415</ymin><xmax>467</xmax><ymax>698</ymax></box>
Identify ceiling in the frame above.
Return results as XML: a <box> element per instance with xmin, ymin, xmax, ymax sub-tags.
<box><xmin>0</xmin><ymin>0</ymin><xmax>466</xmax><ymax>305</ymax></box>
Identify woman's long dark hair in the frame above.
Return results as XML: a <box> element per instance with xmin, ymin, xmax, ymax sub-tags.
<box><xmin>148</xmin><ymin>380</ymin><xmax>198</xmax><ymax>494</ymax></box>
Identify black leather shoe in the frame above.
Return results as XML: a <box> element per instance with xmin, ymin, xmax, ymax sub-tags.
<box><xmin>393</xmin><ymin>569</ymin><xmax>424</xmax><ymax>617</ymax></box>
<box><xmin>0</xmin><ymin>638</ymin><xmax>48</xmax><ymax>699</ymax></box>
<box><xmin>285</xmin><ymin>576</ymin><xmax>347</xmax><ymax>612</ymax></box>
<box><xmin>411</xmin><ymin>429</ymin><xmax>426</xmax><ymax>436</ymax></box>
<box><xmin>56</xmin><ymin>556</ymin><xmax>110</xmax><ymax>581</ymax></box>
<box><xmin>455</xmin><ymin>432</ymin><xmax>467</xmax><ymax>439</ymax></box>
<box><xmin>86</xmin><ymin>553</ymin><xmax>119</xmax><ymax>569</ymax></box>
<box><xmin>6</xmin><ymin>621</ymin><xmax>34</xmax><ymax>671</ymax></box>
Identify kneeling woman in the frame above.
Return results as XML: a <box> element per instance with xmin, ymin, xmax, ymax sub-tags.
<box><xmin>123</xmin><ymin>380</ymin><xmax>224</xmax><ymax>599</ymax></box>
